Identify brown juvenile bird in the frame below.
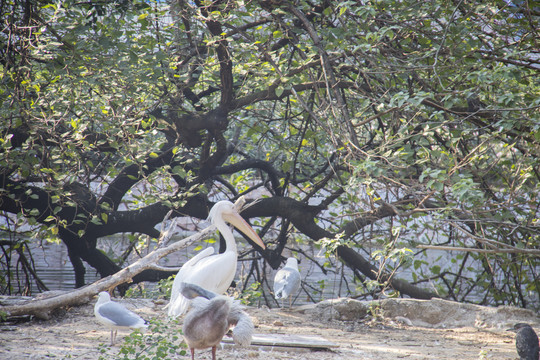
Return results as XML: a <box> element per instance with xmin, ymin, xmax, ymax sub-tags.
<box><xmin>180</xmin><ymin>282</ymin><xmax>253</xmax><ymax>360</ymax></box>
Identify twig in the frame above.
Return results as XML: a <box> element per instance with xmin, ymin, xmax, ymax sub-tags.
<box><xmin>147</xmin><ymin>264</ymin><xmax>182</xmax><ymax>272</ymax></box>
<box><xmin>156</xmin><ymin>210</ymin><xmax>176</xmax><ymax>247</ymax></box>
<box><xmin>433</xmin><ymin>0</ymin><xmax>465</xmax><ymax>89</ymax></box>
<box><xmin>417</xmin><ymin>244</ymin><xmax>540</xmax><ymax>255</ymax></box>
<box><xmin>448</xmin><ymin>222</ymin><xmax>522</xmax><ymax>250</ymax></box>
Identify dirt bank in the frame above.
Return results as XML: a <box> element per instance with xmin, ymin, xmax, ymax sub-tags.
<box><xmin>0</xmin><ymin>296</ymin><xmax>537</xmax><ymax>359</ymax></box>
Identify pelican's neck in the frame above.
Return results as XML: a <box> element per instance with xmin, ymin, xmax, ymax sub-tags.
<box><xmin>214</xmin><ymin>216</ymin><xmax>237</xmax><ymax>254</ymax></box>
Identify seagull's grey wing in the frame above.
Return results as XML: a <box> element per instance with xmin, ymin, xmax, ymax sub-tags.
<box><xmin>98</xmin><ymin>302</ymin><xmax>146</xmax><ymax>328</ymax></box>
<box><xmin>180</xmin><ymin>282</ymin><xmax>218</xmax><ymax>300</ymax></box>
<box><xmin>282</xmin><ymin>268</ymin><xmax>301</xmax><ymax>295</ymax></box>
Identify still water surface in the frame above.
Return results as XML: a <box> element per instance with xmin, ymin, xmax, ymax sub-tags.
<box><xmin>21</xmin><ymin>235</ymin><xmax>539</xmax><ymax>310</ymax></box>
<box><xmin>25</xmin><ymin>235</ymin><xmax>355</xmax><ymax>306</ymax></box>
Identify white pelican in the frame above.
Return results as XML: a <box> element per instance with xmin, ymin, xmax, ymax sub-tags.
<box><xmin>181</xmin><ymin>282</ymin><xmax>254</xmax><ymax>360</ymax></box>
<box><xmin>167</xmin><ymin>200</ymin><xmax>265</xmax><ymax>318</ymax></box>
<box><xmin>273</xmin><ymin>257</ymin><xmax>301</xmax><ymax>308</ymax></box>
<box><xmin>94</xmin><ymin>291</ymin><xmax>148</xmax><ymax>345</ymax></box>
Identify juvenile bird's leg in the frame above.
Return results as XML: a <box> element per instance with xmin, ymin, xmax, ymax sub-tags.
<box><xmin>190</xmin><ymin>347</ymin><xmax>195</xmax><ymax>360</ymax></box>
<box><xmin>211</xmin><ymin>345</ymin><xmax>217</xmax><ymax>360</ymax></box>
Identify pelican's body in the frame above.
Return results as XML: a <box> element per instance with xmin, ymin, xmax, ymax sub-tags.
<box><xmin>94</xmin><ymin>292</ymin><xmax>147</xmax><ymax>345</ymax></box>
<box><xmin>168</xmin><ymin>200</ymin><xmax>265</xmax><ymax>318</ymax></box>
<box><xmin>181</xmin><ymin>282</ymin><xmax>254</xmax><ymax>360</ymax></box>
<box><xmin>273</xmin><ymin>257</ymin><xmax>301</xmax><ymax>308</ymax></box>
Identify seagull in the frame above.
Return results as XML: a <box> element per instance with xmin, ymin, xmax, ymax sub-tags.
<box><xmin>273</xmin><ymin>257</ymin><xmax>301</xmax><ymax>308</ymax></box>
<box><xmin>94</xmin><ymin>291</ymin><xmax>148</xmax><ymax>345</ymax></box>
<box><xmin>509</xmin><ymin>323</ymin><xmax>539</xmax><ymax>360</ymax></box>
<box><xmin>180</xmin><ymin>282</ymin><xmax>254</xmax><ymax>360</ymax></box>
<box><xmin>167</xmin><ymin>200</ymin><xmax>265</xmax><ymax>318</ymax></box>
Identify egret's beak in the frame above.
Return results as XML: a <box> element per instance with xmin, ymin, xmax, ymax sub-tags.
<box><xmin>223</xmin><ymin>212</ymin><xmax>266</xmax><ymax>249</ymax></box>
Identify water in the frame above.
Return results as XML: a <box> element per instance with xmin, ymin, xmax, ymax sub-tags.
<box><xmin>13</xmin><ymin>235</ymin><xmax>347</xmax><ymax>306</ymax></box>
<box><xmin>6</xmin><ymin>235</ymin><xmax>538</xmax><ymax>311</ymax></box>
<box><xmin>23</xmin><ymin>240</ymin><xmax>101</xmax><ymax>292</ymax></box>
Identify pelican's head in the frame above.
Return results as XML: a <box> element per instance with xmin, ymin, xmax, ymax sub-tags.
<box><xmin>207</xmin><ymin>201</ymin><xmax>235</xmax><ymax>223</ymax></box>
<box><xmin>208</xmin><ymin>200</ymin><xmax>266</xmax><ymax>249</ymax></box>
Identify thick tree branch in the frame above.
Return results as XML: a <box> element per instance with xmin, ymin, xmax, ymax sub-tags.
<box><xmin>243</xmin><ymin>197</ymin><xmax>438</xmax><ymax>300</ymax></box>
<box><xmin>195</xmin><ymin>0</ymin><xmax>234</xmax><ymax>109</ymax></box>
<box><xmin>230</xmin><ymin>81</ymin><xmax>356</xmax><ymax>110</ymax></box>
<box><xmin>213</xmin><ymin>159</ymin><xmax>285</xmax><ymax>196</ymax></box>
<box><xmin>99</xmin><ymin>140</ymin><xmax>177</xmax><ymax>210</ymax></box>
<box><xmin>96</xmin><ymin>195</ymin><xmax>210</xmax><ymax>238</ymax></box>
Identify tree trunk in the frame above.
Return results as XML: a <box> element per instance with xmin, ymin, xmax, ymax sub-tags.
<box><xmin>67</xmin><ymin>248</ymin><xmax>86</xmax><ymax>288</ymax></box>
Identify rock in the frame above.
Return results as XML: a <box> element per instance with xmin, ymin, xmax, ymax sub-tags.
<box><xmin>379</xmin><ymin>298</ymin><xmax>540</xmax><ymax>329</ymax></box>
<box><xmin>331</xmin><ymin>298</ymin><xmax>368</xmax><ymax>321</ymax></box>
<box><xmin>295</xmin><ymin>298</ymin><xmax>368</xmax><ymax>322</ymax></box>
<box><xmin>394</xmin><ymin>316</ymin><xmax>413</xmax><ymax>326</ymax></box>
<box><xmin>293</xmin><ymin>297</ymin><xmax>539</xmax><ymax>330</ymax></box>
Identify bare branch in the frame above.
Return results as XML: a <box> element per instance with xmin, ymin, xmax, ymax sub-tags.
<box><xmin>417</xmin><ymin>244</ymin><xmax>540</xmax><ymax>255</ymax></box>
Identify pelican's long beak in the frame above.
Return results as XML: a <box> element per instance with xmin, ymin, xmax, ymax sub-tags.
<box><xmin>223</xmin><ymin>212</ymin><xmax>266</xmax><ymax>249</ymax></box>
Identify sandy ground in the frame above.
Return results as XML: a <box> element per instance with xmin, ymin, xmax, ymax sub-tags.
<box><xmin>0</xmin><ymin>296</ymin><xmax>538</xmax><ymax>360</ymax></box>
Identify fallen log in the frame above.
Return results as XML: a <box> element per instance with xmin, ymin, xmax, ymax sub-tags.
<box><xmin>0</xmin><ymin>220</ymin><xmax>216</xmax><ymax>320</ymax></box>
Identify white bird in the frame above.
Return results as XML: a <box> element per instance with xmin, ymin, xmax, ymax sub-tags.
<box><xmin>181</xmin><ymin>282</ymin><xmax>254</xmax><ymax>360</ymax></box>
<box><xmin>167</xmin><ymin>200</ymin><xmax>266</xmax><ymax>318</ymax></box>
<box><xmin>273</xmin><ymin>257</ymin><xmax>301</xmax><ymax>308</ymax></box>
<box><xmin>94</xmin><ymin>291</ymin><xmax>148</xmax><ymax>345</ymax></box>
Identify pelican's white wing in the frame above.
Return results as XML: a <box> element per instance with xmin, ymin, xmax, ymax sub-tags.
<box><xmin>168</xmin><ymin>247</ymin><xmax>215</xmax><ymax>318</ymax></box>
<box><xmin>168</xmin><ymin>248</ymin><xmax>238</xmax><ymax>318</ymax></box>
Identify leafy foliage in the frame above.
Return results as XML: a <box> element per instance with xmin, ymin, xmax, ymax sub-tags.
<box><xmin>97</xmin><ymin>319</ymin><xmax>186</xmax><ymax>360</ymax></box>
<box><xmin>1</xmin><ymin>0</ymin><xmax>538</xmax><ymax>310</ymax></box>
